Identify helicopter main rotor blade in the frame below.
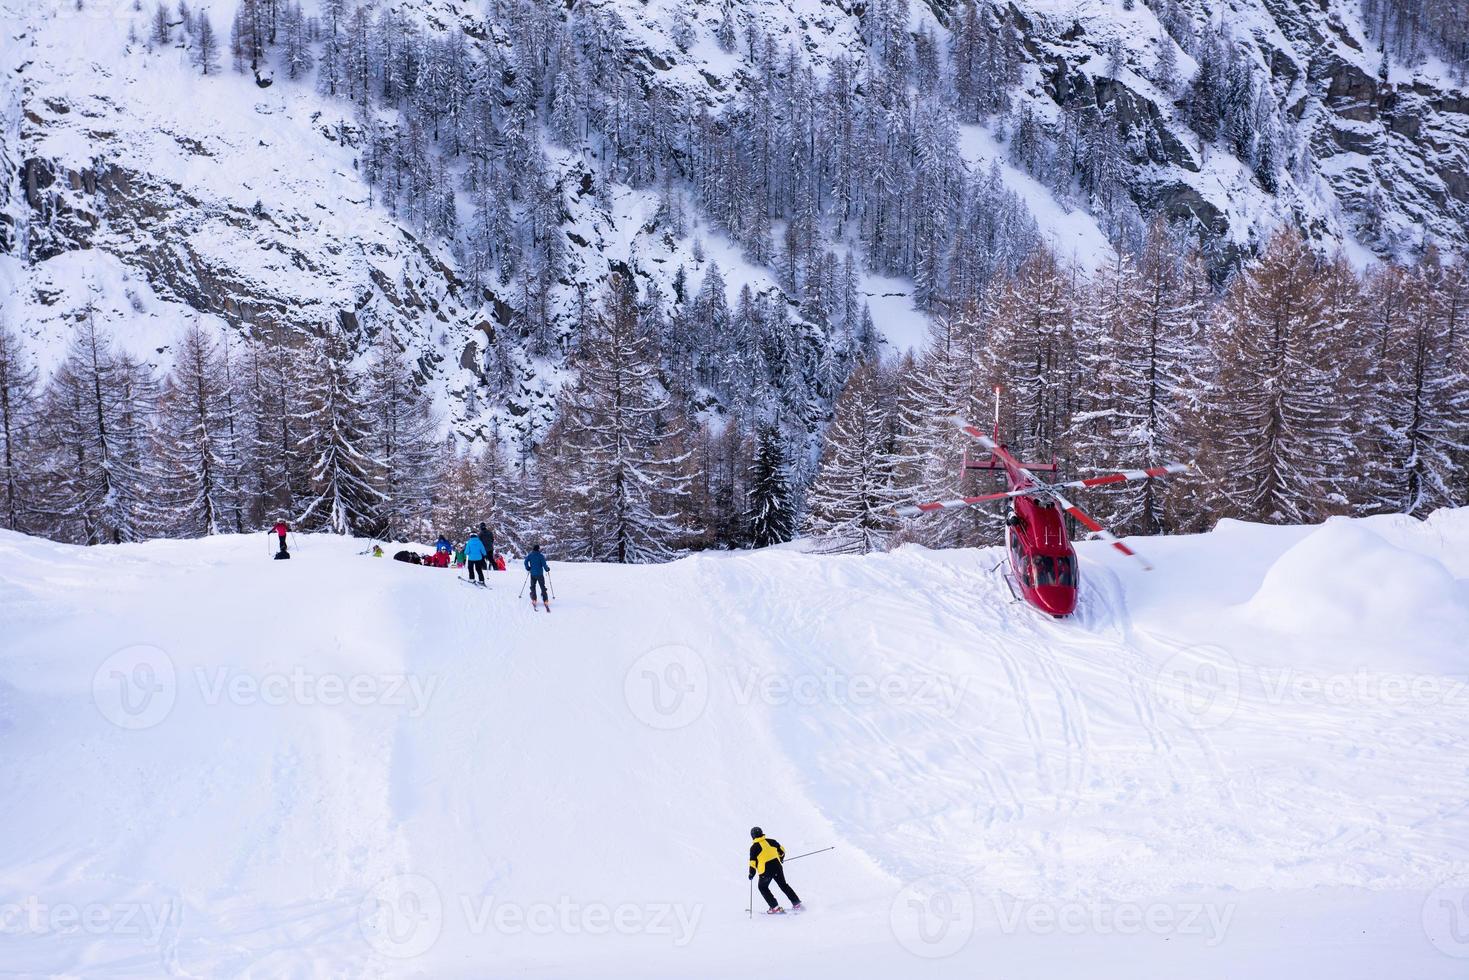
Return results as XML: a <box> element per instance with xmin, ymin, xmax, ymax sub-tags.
<box><xmin>954</xmin><ymin>420</ymin><xmax>1031</xmax><ymax>474</ymax></box>
<box><xmin>1054</xmin><ymin>462</ymin><xmax>1191</xmax><ymax>492</ymax></box>
<box><xmin>895</xmin><ymin>488</ymin><xmax>1027</xmax><ymax>519</ymax></box>
<box><xmin>1050</xmin><ymin>490</ymin><xmax>1153</xmax><ymax>571</ymax></box>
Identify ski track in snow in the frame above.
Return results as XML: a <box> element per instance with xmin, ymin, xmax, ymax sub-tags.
<box><xmin>2</xmin><ymin>515</ymin><xmax>1469</xmax><ymax>977</ymax></box>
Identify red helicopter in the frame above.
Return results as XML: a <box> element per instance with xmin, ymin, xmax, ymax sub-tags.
<box><xmin>897</xmin><ymin>389</ymin><xmax>1191</xmax><ymax>618</ymax></box>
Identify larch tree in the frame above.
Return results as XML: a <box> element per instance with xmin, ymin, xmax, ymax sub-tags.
<box><xmin>193</xmin><ymin>11</ymin><xmax>220</xmax><ymax>75</ymax></box>
<box><xmin>295</xmin><ymin>324</ymin><xmax>384</xmax><ymax>536</ymax></box>
<box><xmin>1372</xmin><ymin>253</ymin><xmax>1469</xmax><ymax>514</ymax></box>
<box><xmin>156</xmin><ymin>320</ymin><xmax>236</xmax><ymax>537</ymax></box>
<box><xmin>556</xmin><ymin>274</ymin><xmax>692</xmax><ymax>563</ymax></box>
<box><xmin>364</xmin><ymin>334</ymin><xmax>439</xmax><ymax>540</ymax></box>
<box><xmin>40</xmin><ymin>314</ymin><xmax>157</xmax><ymax>544</ymax></box>
<box><xmin>1202</xmin><ymin>230</ymin><xmax>1360</xmax><ymax>524</ymax></box>
<box><xmin>1066</xmin><ymin>223</ymin><xmax>1208</xmax><ymax>534</ymax></box>
<box><xmin>0</xmin><ymin>321</ymin><xmax>42</xmax><ymax>533</ymax></box>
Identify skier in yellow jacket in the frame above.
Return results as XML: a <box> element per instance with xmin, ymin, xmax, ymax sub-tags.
<box><xmin>748</xmin><ymin>827</ymin><xmax>803</xmax><ymax>914</ymax></box>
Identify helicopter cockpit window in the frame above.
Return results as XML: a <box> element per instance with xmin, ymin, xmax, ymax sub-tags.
<box><xmin>1033</xmin><ymin>554</ymin><xmax>1057</xmax><ymax>586</ymax></box>
<box><xmin>1055</xmin><ymin>556</ymin><xmax>1077</xmax><ymax>586</ymax></box>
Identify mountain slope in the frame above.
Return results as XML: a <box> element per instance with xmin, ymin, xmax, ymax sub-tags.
<box><xmin>1</xmin><ymin>511</ymin><xmax>1467</xmax><ymax>976</ymax></box>
<box><xmin>3</xmin><ymin>0</ymin><xmax>1466</xmax><ymax>452</ymax></box>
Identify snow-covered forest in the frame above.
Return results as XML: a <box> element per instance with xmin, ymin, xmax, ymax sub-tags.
<box><xmin>1</xmin><ymin>0</ymin><xmax>1466</xmax><ymax>559</ymax></box>
<box><xmin>3</xmin><ymin>225</ymin><xmax>1464</xmax><ymax>557</ymax></box>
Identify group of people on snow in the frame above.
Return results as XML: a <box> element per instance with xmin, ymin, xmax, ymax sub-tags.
<box><xmin>423</xmin><ymin>525</ymin><xmax>551</xmax><ymax>608</ymax></box>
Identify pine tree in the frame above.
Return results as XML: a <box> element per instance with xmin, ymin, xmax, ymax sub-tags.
<box><xmin>1154</xmin><ymin>34</ymin><xmax>1178</xmax><ymax>95</ymax></box>
<box><xmin>717</xmin><ymin>4</ymin><xmax>738</xmax><ymax>53</ymax></box>
<box><xmin>894</xmin><ymin>309</ymin><xmax>992</xmax><ymax>547</ymax></box>
<box><xmin>803</xmin><ymin>361</ymin><xmax>905</xmax><ymax>553</ymax></box>
<box><xmin>746</xmin><ymin>423</ymin><xmax>795</xmax><ymax>547</ymax></box>
<box><xmin>556</xmin><ymin>274</ymin><xmax>692</xmax><ymax>563</ymax></box>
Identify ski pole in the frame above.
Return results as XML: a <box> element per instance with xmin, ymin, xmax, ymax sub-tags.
<box><xmin>546</xmin><ymin>571</ymin><xmax>555</xmax><ymax>600</ymax></box>
<box><xmin>783</xmin><ymin>846</ymin><xmax>835</xmax><ymax>863</ymax></box>
<box><xmin>518</xmin><ymin>573</ymin><xmax>529</xmax><ymax>598</ymax></box>
<box><xmin>748</xmin><ymin>877</ymin><xmax>753</xmax><ymax>919</ymax></box>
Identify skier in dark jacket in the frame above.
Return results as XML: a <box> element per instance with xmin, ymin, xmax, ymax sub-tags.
<box><xmin>748</xmin><ymin>827</ymin><xmax>802</xmax><ymax>914</ymax></box>
<box><xmin>478</xmin><ymin>523</ymin><xmax>495</xmax><ymax>563</ymax></box>
<box><xmin>524</xmin><ymin>545</ymin><xmax>550</xmax><ymax>609</ymax></box>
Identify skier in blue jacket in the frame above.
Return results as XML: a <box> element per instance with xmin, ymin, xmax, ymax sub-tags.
<box><xmin>464</xmin><ymin>532</ymin><xmax>489</xmax><ymax>586</ymax></box>
<box><xmin>524</xmin><ymin>545</ymin><xmax>550</xmax><ymax>609</ymax></box>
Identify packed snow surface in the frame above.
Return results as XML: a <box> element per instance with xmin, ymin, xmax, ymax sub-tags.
<box><xmin>2</xmin><ymin>512</ymin><xmax>1469</xmax><ymax>977</ymax></box>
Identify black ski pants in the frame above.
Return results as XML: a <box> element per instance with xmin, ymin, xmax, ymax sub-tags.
<box><xmin>757</xmin><ymin>861</ymin><xmax>800</xmax><ymax>909</ymax></box>
<box><xmin>468</xmin><ymin>559</ymin><xmax>486</xmax><ymax>584</ymax></box>
<box><xmin>529</xmin><ymin>574</ymin><xmax>547</xmax><ymax>601</ymax></box>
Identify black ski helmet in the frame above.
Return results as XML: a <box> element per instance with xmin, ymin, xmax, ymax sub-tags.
<box><xmin>750</xmin><ymin>826</ymin><xmax>763</xmax><ymax>839</ymax></box>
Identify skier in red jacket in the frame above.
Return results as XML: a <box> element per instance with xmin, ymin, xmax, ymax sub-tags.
<box><xmin>271</xmin><ymin>520</ymin><xmax>290</xmax><ymax>554</ymax></box>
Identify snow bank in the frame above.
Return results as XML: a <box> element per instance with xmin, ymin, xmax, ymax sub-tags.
<box><xmin>1241</xmin><ymin>517</ymin><xmax>1469</xmax><ymax>667</ymax></box>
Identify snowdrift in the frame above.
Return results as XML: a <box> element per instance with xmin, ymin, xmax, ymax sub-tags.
<box><xmin>1</xmin><ymin>513</ymin><xmax>1468</xmax><ymax>978</ymax></box>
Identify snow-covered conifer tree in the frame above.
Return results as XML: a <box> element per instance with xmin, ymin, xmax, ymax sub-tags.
<box><xmin>0</xmin><ymin>321</ymin><xmax>41</xmax><ymax>533</ymax></box>
<box><xmin>295</xmin><ymin>324</ymin><xmax>384</xmax><ymax>536</ymax></box>
<box><xmin>803</xmin><ymin>361</ymin><xmax>904</xmax><ymax>553</ymax></box>
<box><xmin>556</xmin><ymin>274</ymin><xmax>692</xmax><ymax>563</ymax></box>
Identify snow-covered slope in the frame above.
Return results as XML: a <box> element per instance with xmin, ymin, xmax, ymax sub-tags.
<box><xmin>2</xmin><ymin>511</ymin><xmax>1468</xmax><ymax>976</ymax></box>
